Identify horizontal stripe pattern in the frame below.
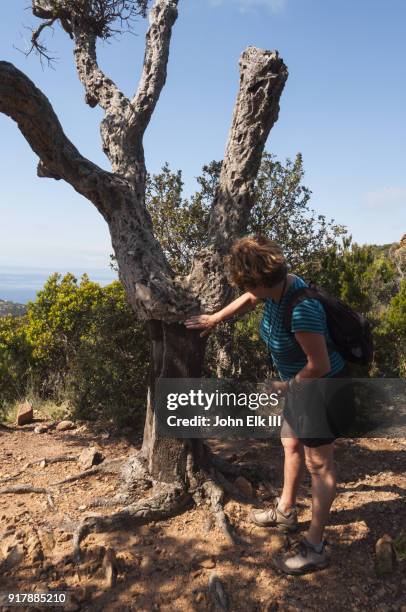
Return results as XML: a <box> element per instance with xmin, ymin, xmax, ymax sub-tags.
<box><xmin>260</xmin><ymin>275</ymin><xmax>345</xmax><ymax>380</ymax></box>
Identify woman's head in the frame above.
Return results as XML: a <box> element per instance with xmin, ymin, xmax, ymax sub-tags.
<box><xmin>225</xmin><ymin>235</ymin><xmax>287</xmax><ymax>290</ymax></box>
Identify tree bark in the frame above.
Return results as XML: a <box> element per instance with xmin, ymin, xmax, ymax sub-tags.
<box><xmin>140</xmin><ymin>321</ymin><xmax>207</xmax><ymax>483</ymax></box>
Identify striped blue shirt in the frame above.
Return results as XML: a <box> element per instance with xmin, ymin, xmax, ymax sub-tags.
<box><xmin>259</xmin><ymin>275</ymin><xmax>345</xmax><ymax>380</ymax></box>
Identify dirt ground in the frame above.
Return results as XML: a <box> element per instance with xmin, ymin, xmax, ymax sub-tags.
<box><xmin>0</xmin><ymin>415</ymin><xmax>405</xmax><ymax>612</ymax></box>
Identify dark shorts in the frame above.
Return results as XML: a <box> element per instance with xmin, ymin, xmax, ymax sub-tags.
<box><xmin>282</xmin><ymin>365</ymin><xmax>355</xmax><ymax>448</ymax></box>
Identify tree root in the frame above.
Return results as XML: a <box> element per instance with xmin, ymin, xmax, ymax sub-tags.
<box><xmin>73</xmin><ymin>483</ymin><xmax>192</xmax><ymax>561</ymax></box>
<box><xmin>0</xmin><ymin>454</ymin><xmax>79</xmax><ymax>484</ymax></box>
<box><xmin>0</xmin><ymin>484</ymin><xmax>52</xmax><ymax>495</ymax></box>
<box><xmin>201</xmin><ymin>479</ymin><xmax>242</xmax><ymax>546</ymax></box>
<box><xmin>0</xmin><ymin>485</ymin><xmax>54</xmax><ymax>508</ymax></box>
<box><xmin>209</xmin><ymin>572</ymin><xmax>229</xmax><ymax>611</ymax></box>
<box><xmin>48</xmin><ymin>447</ymin><xmax>263</xmax><ymax>561</ymax></box>
<box><xmin>51</xmin><ymin>456</ymin><xmax>126</xmax><ymax>486</ymax></box>
<box><xmin>30</xmin><ymin>454</ymin><xmax>79</xmax><ymax>467</ymax></box>
<box><xmin>85</xmin><ymin>492</ymin><xmax>131</xmax><ymax>509</ymax></box>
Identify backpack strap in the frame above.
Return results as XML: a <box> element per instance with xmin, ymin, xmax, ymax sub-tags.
<box><xmin>283</xmin><ymin>286</ymin><xmax>321</xmax><ymax>334</ymax></box>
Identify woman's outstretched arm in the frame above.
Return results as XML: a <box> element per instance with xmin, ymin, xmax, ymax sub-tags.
<box><xmin>184</xmin><ymin>292</ymin><xmax>261</xmax><ymax>337</ymax></box>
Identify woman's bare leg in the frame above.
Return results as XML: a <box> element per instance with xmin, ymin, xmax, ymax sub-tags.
<box><xmin>279</xmin><ymin>421</ymin><xmax>305</xmax><ymax>513</ymax></box>
<box><xmin>304</xmin><ymin>441</ymin><xmax>336</xmax><ymax>544</ymax></box>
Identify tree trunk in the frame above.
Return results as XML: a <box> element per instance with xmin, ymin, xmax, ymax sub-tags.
<box><xmin>213</xmin><ymin>322</ymin><xmax>236</xmax><ymax>378</ymax></box>
<box><xmin>141</xmin><ymin>321</ymin><xmax>208</xmax><ymax>483</ymax></box>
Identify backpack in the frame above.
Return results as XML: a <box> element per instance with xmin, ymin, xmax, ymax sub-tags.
<box><xmin>283</xmin><ymin>282</ymin><xmax>374</xmax><ymax>366</ymax></box>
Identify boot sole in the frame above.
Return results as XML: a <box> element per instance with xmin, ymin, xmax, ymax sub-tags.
<box><xmin>273</xmin><ymin>558</ymin><xmax>328</xmax><ymax>575</ymax></box>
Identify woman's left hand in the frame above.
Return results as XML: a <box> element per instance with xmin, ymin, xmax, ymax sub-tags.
<box><xmin>268</xmin><ymin>380</ymin><xmax>289</xmax><ymax>396</ymax></box>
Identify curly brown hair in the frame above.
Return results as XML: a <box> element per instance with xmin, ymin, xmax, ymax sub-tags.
<box><xmin>224</xmin><ymin>235</ymin><xmax>288</xmax><ymax>289</ymax></box>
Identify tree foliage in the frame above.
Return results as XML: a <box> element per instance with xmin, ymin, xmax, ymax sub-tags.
<box><xmin>0</xmin><ymin>274</ymin><xmax>148</xmax><ymax>425</ymax></box>
<box><xmin>147</xmin><ymin>153</ymin><xmax>345</xmax><ymax>278</ymax></box>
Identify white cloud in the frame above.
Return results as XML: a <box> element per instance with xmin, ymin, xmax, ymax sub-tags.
<box><xmin>364</xmin><ymin>187</ymin><xmax>406</xmax><ymax>209</ymax></box>
<box><xmin>208</xmin><ymin>0</ymin><xmax>287</xmax><ymax>14</ymax></box>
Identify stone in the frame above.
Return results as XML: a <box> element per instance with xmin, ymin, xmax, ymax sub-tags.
<box><xmin>375</xmin><ymin>534</ymin><xmax>395</xmax><ymax>576</ymax></box>
<box><xmin>195</xmin><ymin>592</ymin><xmax>205</xmax><ymax>603</ymax></box>
<box><xmin>16</xmin><ymin>402</ymin><xmax>33</xmax><ymax>426</ymax></box>
<box><xmin>233</xmin><ymin>476</ymin><xmax>253</xmax><ymax>498</ymax></box>
<box><xmin>78</xmin><ymin>447</ymin><xmax>104</xmax><ymax>470</ymax></box>
<box><xmin>58</xmin><ymin>532</ymin><xmax>73</xmax><ymax>542</ymax></box>
<box><xmin>199</xmin><ymin>557</ymin><xmax>216</xmax><ymax>569</ymax></box>
<box><xmin>34</xmin><ymin>424</ymin><xmax>48</xmax><ymax>434</ymax></box>
<box><xmin>55</xmin><ymin>420</ymin><xmax>75</xmax><ymax>432</ymax></box>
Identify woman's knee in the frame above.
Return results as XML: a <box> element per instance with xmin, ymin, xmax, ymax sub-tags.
<box><xmin>282</xmin><ymin>436</ymin><xmax>302</xmax><ymax>454</ymax></box>
<box><xmin>304</xmin><ymin>445</ymin><xmax>334</xmax><ymax>474</ymax></box>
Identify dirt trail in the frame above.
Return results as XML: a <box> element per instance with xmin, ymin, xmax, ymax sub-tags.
<box><xmin>0</xmin><ymin>419</ymin><xmax>405</xmax><ymax>611</ymax></box>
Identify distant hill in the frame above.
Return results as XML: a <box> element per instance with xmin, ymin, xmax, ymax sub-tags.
<box><xmin>0</xmin><ymin>299</ymin><xmax>27</xmax><ymax>317</ymax></box>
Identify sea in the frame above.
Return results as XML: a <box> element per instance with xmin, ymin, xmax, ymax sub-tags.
<box><xmin>0</xmin><ymin>266</ymin><xmax>118</xmax><ymax>304</ymax></box>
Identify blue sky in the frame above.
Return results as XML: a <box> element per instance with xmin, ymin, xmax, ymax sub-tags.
<box><xmin>0</xmin><ymin>0</ymin><xmax>405</xmax><ymax>275</ymax></box>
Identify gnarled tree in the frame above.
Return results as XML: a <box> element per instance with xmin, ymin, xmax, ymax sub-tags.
<box><xmin>0</xmin><ymin>0</ymin><xmax>288</xmax><ymax>555</ymax></box>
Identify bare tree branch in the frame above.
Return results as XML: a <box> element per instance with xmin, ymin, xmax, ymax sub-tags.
<box><xmin>131</xmin><ymin>0</ymin><xmax>179</xmax><ymax>135</ymax></box>
<box><xmin>72</xmin><ymin>26</ymin><xmax>130</xmax><ymax>111</ymax></box>
<box><xmin>209</xmin><ymin>47</ymin><xmax>289</xmax><ymax>249</ymax></box>
<box><xmin>29</xmin><ymin>1</ymin><xmax>179</xmax><ymax>179</ymax></box>
<box><xmin>28</xmin><ymin>18</ymin><xmax>58</xmax><ymax>65</ymax></box>
<box><xmin>0</xmin><ymin>61</ymin><xmax>127</xmax><ymax>220</ymax></box>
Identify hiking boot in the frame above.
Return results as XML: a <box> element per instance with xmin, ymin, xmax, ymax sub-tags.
<box><xmin>273</xmin><ymin>538</ymin><xmax>328</xmax><ymax>575</ymax></box>
<box><xmin>250</xmin><ymin>497</ymin><xmax>298</xmax><ymax>532</ymax></box>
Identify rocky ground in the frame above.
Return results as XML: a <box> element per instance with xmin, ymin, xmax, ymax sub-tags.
<box><xmin>0</xmin><ymin>414</ymin><xmax>405</xmax><ymax>612</ymax></box>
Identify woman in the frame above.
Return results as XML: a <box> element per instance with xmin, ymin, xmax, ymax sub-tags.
<box><xmin>185</xmin><ymin>235</ymin><xmax>353</xmax><ymax>575</ymax></box>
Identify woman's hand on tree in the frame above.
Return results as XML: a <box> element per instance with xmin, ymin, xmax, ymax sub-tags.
<box><xmin>184</xmin><ymin>314</ymin><xmax>219</xmax><ymax>337</ymax></box>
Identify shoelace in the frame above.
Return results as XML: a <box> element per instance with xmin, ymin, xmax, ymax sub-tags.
<box><xmin>287</xmin><ymin>539</ymin><xmax>328</xmax><ymax>558</ymax></box>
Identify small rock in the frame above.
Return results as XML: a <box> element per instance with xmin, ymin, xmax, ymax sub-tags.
<box><xmin>140</xmin><ymin>556</ymin><xmax>149</xmax><ymax>569</ymax></box>
<box><xmin>199</xmin><ymin>557</ymin><xmax>216</xmax><ymax>569</ymax></box>
<box><xmin>78</xmin><ymin>447</ymin><xmax>104</xmax><ymax>470</ymax></box>
<box><xmin>58</xmin><ymin>532</ymin><xmax>73</xmax><ymax>542</ymax></box>
<box><xmin>233</xmin><ymin>476</ymin><xmax>253</xmax><ymax>498</ymax></box>
<box><xmin>56</xmin><ymin>420</ymin><xmax>75</xmax><ymax>432</ymax></box>
<box><xmin>375</xmin><ymin>534</ymin><xmax>395</xmax><ymax>576</ymax></box>
<box><xmin>195</xmin><ymin>592</ymin><xmax>205</xmax><ymax>603</ymax></box>
<box><xmin>34</xmin><ymin>424</ymin><xmax>48</xmax><ymax>434</ymax></box>
<box><xmin>192</xmin><ymin>569</ymin><xmax>202</xmax><ymax>578</ymax></box>
<box><xmin>39</xmin><ymin>459</ymin><xmax>47</xmax><ymax>469</ymax></box>
<box><xmin>16</xmin><ymin>402</ymin><xmax>33</xmax><ymax>426</ymax></box>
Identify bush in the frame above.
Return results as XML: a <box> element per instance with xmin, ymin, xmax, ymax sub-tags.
<box><xmin>0</xmin><ymin>274</ymin><xmax>149</xmax><ymax>426</ymax></box>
